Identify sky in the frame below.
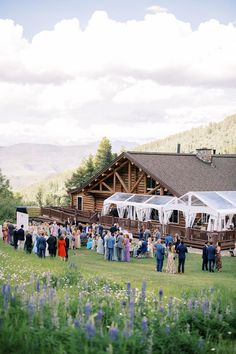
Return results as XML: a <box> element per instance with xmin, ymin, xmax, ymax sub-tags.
<box><xmin>0</xmin><ymin>0</ymin><xmax>236</xmax><ymax>146</ymax></box>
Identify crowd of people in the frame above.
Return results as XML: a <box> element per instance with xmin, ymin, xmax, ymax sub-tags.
<box><xmin>1</xmin><ymin>219</ymin><xmax>228</xmax><ymax>273</ymax></box>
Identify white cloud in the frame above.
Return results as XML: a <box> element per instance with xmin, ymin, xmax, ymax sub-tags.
<box><xmin>147</xmin><ymin>5</ymin><xmax>168</xmax><ymax>13</ymax></box>
<box><xmin>0</xmin><ymin>11</ymin><xmax>235</xmax><ymax>146</ymax></box>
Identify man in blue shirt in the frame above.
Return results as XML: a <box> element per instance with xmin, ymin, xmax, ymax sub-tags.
<box><xmin>207</xmin><ymin>242</ymin><xmax>216</xmax><ymax>272</ymax></box>
<box><xmin>106</xmin><ymin>234</ymin><xmax>115</xmax><ymax>261</ymax></box>
<box><xmin>154</xmin><ymin>239</ymin><xmax>165</xmax><ymax>272</ymax></box>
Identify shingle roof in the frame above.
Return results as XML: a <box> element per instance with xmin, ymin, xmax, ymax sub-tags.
<box><xmin>125</xmin><ymin>152</ymin><xmax>236</xmax><ymax>196</ymax></box>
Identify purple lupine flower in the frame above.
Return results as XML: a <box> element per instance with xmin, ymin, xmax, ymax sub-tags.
<box><xmin>109</xmin><ymin>326</ymin><xmax>119</xmax><ymax>341</ymax></box>
<box><xmin>84</xmin><ymin>303</ymin><xmax>91</xmax><ymax>317</ymax></box>
<box><xmin>131</xmin><ymin>288</ymin><xmax>136</xmax><ymax>298</ymax></box>
<box><xmin>153</xmin><ymin>296</ymin><xmax>158</xmax><ymax>310</ymax></box>
<box><xmin>168</xmin><ymin>297</ymin><xmax>173</xmax><ymax>316</ymax></box>
<box><xmin>126</xmin><ymin>282</ymin><xmax>131</xmax><ymax>296</ymax></box>
<box><xmin>27</xmin><ymin>303</ymin><xmax>35</xmax><ymax>325</ymax></box>
<box><xmin>159</xmin><ymin>288</ymin><xmax>163</xmax><ymax>302</ymax></box>
<box><xmin>165</xmin><ymin>325</ymin><xmax>171</xmax><ymax>334</ymax></box>
<box><xmin>188</xmin><ymin>299</ymin><xmax>193</xmax><ymax>311</ymax></box>
<box><xmin>95</xmin><ymin>310</ymin><xmax>103</xmax><ymax>322</ymax></box>
<box><xmin>141</xmin><ymin>281</ymin><xmax>147</xmax><ymax>301</ymax></box>
<box><xmin>141</xmin><ymin>317</ymin><xmax>148</xmax><ymax>334</ymax></box>
<box><xmin>123</xmin><ymin>319</ymin><xmax>133</xmax><ymax>337</ymax></box>
<box><xmin>129</xmin><ymin>301</ymin><xmax>135</xmax><ymax>320</ymax></box>
<box><xmin>74</xmin><ymin>319</ymin><xmax>80</xmax><ymax>328</ymax></box>
<box><xmin>160</xmin><ymin>306</ymin><xmax>164</xmax><ymax>313</ymax></box>
<box><xmin>202</xmin><ymin>300</ymin><xmax>209</xmax><ymax>315</ymax></box>
<box><xmin>85</xmin><ymin>320</ymin><xmax>96</xmax><ymax>339</ymax></box>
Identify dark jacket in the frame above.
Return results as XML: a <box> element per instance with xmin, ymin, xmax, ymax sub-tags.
<box><xmin>17</xmin><ymin>228</ymin><xmax>25</xmax><ymax>241</ymax></box>
<box><xmin>47</xmin><ymin>235</ymin><xmax>57</xmax><ymax>251</ymax></box>
<box><xmin>207</xmin><ymin>245</ymin><xmax>216</xmax><ymax>260</ymax></box>
<box><xmin>37</xmin><ymin>236</ymin><xmax>46</xmax><ymax>250</ymax></box>
<box><xmin>65</xmin><ymin>237</ymin><xmax>70</xmax><ymax>249</ymax></box>
<box><xmin>202</xmin><ymin>245</ymin><xmax>208</xmax><ymax>259</ymax></box>
<box><xmin>155</xmin><ymin>243</ymin><xmax>165</xmax><ymax>260</ymax></box>
<box><xmin>176</xmin><ymin>243</ymin><xmax>188</xmax><ymax>259</ymax></box>
<box><xmin>25</xmin><ymin>233</ymin><xmax>33</xmax><ymax>249</ymax></box>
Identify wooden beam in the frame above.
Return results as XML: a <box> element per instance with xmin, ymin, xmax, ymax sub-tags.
<box><xmin>87</xmin><ymin>160</ymin><xmax>128</xmax><ymax>191</ymax></box>
<box><xmin>147</xmin><ymin>184</ymin><xmax>161</xmax><ymax>195</ymax></box>
<box><xmin>130</xmin><ymin>171</ymin><xmax>145</xmax><ymax>193</ymax></box>
<box><xmin>102</xmin><ymin>181</ymin><xmax>113</xmax><ymax>192</ymax></box>
<box><xmin>89</xmin><ymin>190</ymin><xmax>113</xmax><ymax>194</ymax></box>
<box><xmin>128</xmin><ymin>161</ymin><xmax>131</xmax><ymax>192</ymax></box>
<box><xmin>115</xmin><ymin>172</ymin><xmax>129</xmax><ymax>193</ymax></box>
<box><xmin>160</xmin><ymin>187</ymin><xmax>164</xmax><ymax>196</ymax></box>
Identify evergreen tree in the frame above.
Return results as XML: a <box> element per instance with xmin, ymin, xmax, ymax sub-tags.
<box><xmin>94</xmin><ymin>137</ymin><xmax>113</xmax><ymax>172</ymax></box>
<box><xmin>0</xmin><ymin>169</ymin><xmax>22</xmax><ymax>224</ymax></box>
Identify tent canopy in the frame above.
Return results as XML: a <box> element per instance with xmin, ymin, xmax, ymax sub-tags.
<box><xmin>102</xmin><ymin>192</ymin><xmax>176</xmax><ymax>222</ymax></box>
<box><xmin>164</xmin><ymin>191</ymin><xmax>236</xmax><ymax>230</ymax></box>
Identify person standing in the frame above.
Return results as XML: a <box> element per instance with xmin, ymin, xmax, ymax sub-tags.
<box><xmin>47</xmin><ymin>234</ymin><xmax>57</xmax><ymax>257</ymax></box>
<box><xmin>17</xmin><ymin>225</ymin><xmax>25</xmax><ymax>250</ymax></box>
<box><xmin>207</xmin><ymin>242</ymin><xmax>216</xmax><ymax>272</ymax></box>
<box><xmin>176</xmin><ymin>239</ymin><xmax>188</xmax><ymax>274</ymax></box>
<box><xmin>202</xmin><ymin>241</ymin><xmax>209</xmax><ymax>271</ymax></box>
<box><xmin>58</xmin><ymin>236</ymin><xmax>66</xmax><ymax>260</ymax></box>
<box><xmin>166</xmin><ymin>242</ymin><xmax>176</xmax><ymax>274</ymax></box>
<box><xmin>123</xmin><ymin>234</ymin><xmax>130</xmax><ymax>262</ymax></box>
<box><xmin>13</xmin><ymin>227</ymin><xmax>18</xmax><ymax>249</ymax></box>
<box><xmin>65</xmin><ymin>234</ymin><xmax>70</xmax><ymax>261</ymax></box>
<box><xmin>154</xmin><ymin>239</ymin><xmax>165</xmax><ymax>272</ymax></box>
<box><xmin>116</xmin><ymin>232</ymin><xmax>124</xmax><ymax>261</ymax></box>
<box><xmin>25</xmin><ymin>232</ymin><xmax>33</xmax><ymax>254</ymax></box>
<box><xmin>215</xmin><ymin>242</ymin><xmax>222</xmax><ymax>272</ymax></box>
<box><xmin>37</xmin><ymin>233</ymin><xmax>47</xmax><ymax>258</ymax></box>
<box><xmin>107</xmin><ymin>233</ymin><xmax>115</xmax><ymax>261</ymax></box>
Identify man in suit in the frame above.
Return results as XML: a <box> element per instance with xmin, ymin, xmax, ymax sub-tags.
<box><xmin>17</xmin><ymin>225</ymin><xmax>25</xmax><ymax>250</ymax></box>
<box><xmin>207</xmin><ymin>242</ymin><xmax>216</xmax><ymax>272</ymax></box>
<box><xmin>202</xmin><ymin>241</ymin><xmax>209</xmax><ymax>271</ymax></box>
<box><xmin>154</xmin><ymin>239</ymin><xmax>165</xmax><ymax>272</ymax></box>
<box><xmin>176</xmin><ymin>240</ymin><xmax>188</xmax><ymax>274</ymax></box>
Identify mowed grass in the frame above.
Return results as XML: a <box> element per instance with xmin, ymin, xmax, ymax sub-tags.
<box><xmin>1</xmin><ymin>242</ymin><xmax>236</xmax><ymax>301</ymax></box>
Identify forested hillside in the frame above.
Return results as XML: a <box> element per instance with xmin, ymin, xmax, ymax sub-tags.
<box><xmin>136</xmin><ymin>114</ymin><xmax>236</xmax><ymax>153</ymax></box>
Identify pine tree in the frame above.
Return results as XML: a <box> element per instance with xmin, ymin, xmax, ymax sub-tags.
<box><xmin>94</xmin><ymin>137</ymin><xmax>113</xmax><ymax>172</ymax></box>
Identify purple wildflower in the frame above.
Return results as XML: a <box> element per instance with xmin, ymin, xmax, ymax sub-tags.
<box><xmin>202</xmin><ymin>300</ymin><xmax>209</xmax><ymax>315</ymax></box>
<box><xmin>141</xmin><ymin>317</ymin><xmax>148</xmax><ymax>334</ymax></box>
<box><xmin>123</xmin><ymin>319</ymin><xmax>133</xmax><ymax>337</ymax></box>
<box><xmin>74</xmin><ymin>319</ymin><xmax>80</xmax><ymax>328</ymax></box>
<box><xmin>141</xmin><ymin>281</ymin><xmax>147</xmax><ymax>301</ymax></box>
<box><xmin>159</xmin><ymin>288</ymin><xmax>163</xmax><ymax>302</ymax></box>
<box><xmin>126</xmin><ymin>282</ymin><xmax>131</xmax><ymax>295</ymax></box>
<box><xmin>165</xmin><ymin>325</ymin><xmax>171</xmax><ymax>334</ymax></box>
<box><xmin>27</xmin><ymin>303</ymin><xmax>35</xmax><ymax>325</ymax></box>
<box><xmin>95</xmin><ymin>310</ymin><xmax>103</xmax><ymax>322</ymax></box>
<box><xmin>84</xmin><ymin>303</ymin><xmax>91</xmax><ymax>318</ymax></box>
<box><xmin>129</xmin><ymin>301</ymin><xmax>135</xmax><ymax>320</ymax></box>
<box><xmin>168</xmin><ymin>297</ymin><xmax>173</xmax><ymax>316</ymax></box>
<box><xmin>160</xmin><ymin>306</ymin><xmax>164</xmax><ymax>313</ymax></box>
<box><xmin>85</xmin><ymin>320</ymin><xmax>96</xmax><ymax>339</ymax></box>
<box><xmin>153</xmin><ymin>296</ymin><xmax>158</xmax><ymax>310</ymax></box>
<box><xmin>109</xmin><ymin>326</ymin><xmax>119</xmax><ymax>341</ymax></box>
<box><xmin>188</xmin><ymin>299</ymin><xmax>193</xmax><ymax>311</ymax></box>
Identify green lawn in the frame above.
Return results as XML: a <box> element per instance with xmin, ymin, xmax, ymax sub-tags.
<box><xmin>1</xmin><ymin>242</ymin><xmax>236</xmax><ymax>302</ymax></box>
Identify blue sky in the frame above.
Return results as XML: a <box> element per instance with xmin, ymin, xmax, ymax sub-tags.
<box><xmin>1</xmin><ymin>0</ymin><xmax>236</xmax><ymax>38</ymax></box>
<box><xmin>0</xmin><ymin>1</ymin><xmax>235</xmax><ymax>146</ymax></box>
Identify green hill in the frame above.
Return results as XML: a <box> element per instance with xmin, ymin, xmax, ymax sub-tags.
<box><xmin>135</xmin><ymin>114</ymin><xmax>236</xmax><ymax>154</ymax></box>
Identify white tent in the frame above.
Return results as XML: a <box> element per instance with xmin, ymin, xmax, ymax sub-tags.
<box><xmin>163</xmin><ymin>191</ymin><xmax>236</xmax><ymax>231</ymax></box>
<box><xmin>102</xmin><ymin>192</ymin><xmax>176</xmax><ymax>223</ymax></box>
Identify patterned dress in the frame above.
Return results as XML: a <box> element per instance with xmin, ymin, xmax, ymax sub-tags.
<box><xmin>216</xmin><ymin>246</ymin><xmax>222</xmax><ymax>271</ymax></box>
<box><xmin>166</xmin><ymin>247</ymin><xmax>176</xmax><ymax>274</ymax></box>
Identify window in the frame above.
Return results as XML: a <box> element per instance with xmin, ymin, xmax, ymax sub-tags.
<box><xmin>201</xmin><ymin>213</ymin><xmax>210</xmax><ymax>224</ymax></box>
<box><xmin>77</xmin><ymin>197</ymin><xmax>83</xmax><ymax>211</ymax></box>
<box><xmin>169</xmin><ymin>210</ymin><xmax>179</xmax><ymax>224</ymax></box>
<box><xmin>151</xmin><ymin>209</ymin><xmax>159</xmax><ymax>221</ymax></box>
<box><xmin>146</xmin><ymin>177</ymin><xmax>156</xmax><ymax>191</ymax></box>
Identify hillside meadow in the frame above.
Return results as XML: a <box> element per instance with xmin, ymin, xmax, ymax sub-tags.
<box><xmin>0</xmin><ymin>242</ymin><xmax>236</xmax><ymax>353</ymax></box>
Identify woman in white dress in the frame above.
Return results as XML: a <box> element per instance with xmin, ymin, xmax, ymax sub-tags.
<box><xmin>97</xmin><ymin>236</ymin><xmax>104</xmax><ymax>254</ymax></box>
<box><xmin>147</xmin><ymin>237</ymin><xmax>154</xmax><ymax>258</ymax></box>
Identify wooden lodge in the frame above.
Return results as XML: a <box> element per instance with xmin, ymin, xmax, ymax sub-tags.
<box><xmin>40</xmin><ymin>148</ymin><xmax>236</xmax><ymax>249</ymax></box>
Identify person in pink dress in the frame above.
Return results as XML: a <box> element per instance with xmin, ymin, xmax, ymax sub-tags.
<box><xmin>123</xmin><ymin>234</ymin><xmax>130</xmax><ymax>262</ymax></box>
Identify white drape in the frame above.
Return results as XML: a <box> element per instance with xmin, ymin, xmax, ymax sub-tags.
<box><xmin>117</xmin><ymin>204</ymin><xmax>126</xmax><ymax>218</ymax></box>
<box><xmin>163</xmin><ymin>210</ymin><xmax>173</xmax><ymax>224</ymax></box>
<box><xmin>207</xmin><ymin>215</ymin><xmax>218</xmax><ymax>231</ymax></box>
<box><xmin>101</xmin><ymin>204</ymin><xmax>111</xmax><ymax>216</ymax></box>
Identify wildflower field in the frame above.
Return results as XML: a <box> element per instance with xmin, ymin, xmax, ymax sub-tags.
<box><xmin>0</xmin><ymin>243</ymin><xmax>235</xmax><ymax>354</ymax></box>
